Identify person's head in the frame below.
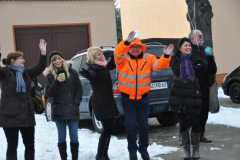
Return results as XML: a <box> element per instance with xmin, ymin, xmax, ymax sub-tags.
<box><xmin>2</xmin><ymin>51</ymin><xmax>25</xmax><ymax>68</ymax></box>
<box><xmin>189</xmin><ymin>29</ymin><xmax>204</xmax><ymax>46</ymax></box>
<box><xmin>128</xmin><ymin>39</ymin><xmax>146</xmax><ymax>57</ymax></box>
<box><xmin>86</xmin><ymin>47</ymin><xmax>104</xmax><ymax>64</ymax></box>
<box><xmin>177</xmin><ymin>37</ymin><xmax>192</xmax><ymax>55</ymax></box>
<box><xmin>49</xmin><ymin>51</ymin><xmax>64</xmax><ymax>69</ymax></box>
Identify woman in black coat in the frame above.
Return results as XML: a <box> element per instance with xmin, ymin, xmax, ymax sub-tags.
<box><xmin>43</xmin><ymin>51</ymin><xmax>83</xmax><ymax>160</ymax></box>
<box><xmin>80</xmin><ymin>47</ymin><xmax>119</xmax><ymax>160</ymax></box>
<box><xmin>168</xmin><ymin>37</ymin><xmax>216</xmax><ymax>160</ymax></box>
<box><xmin>0</xmin><ymin>39</ymin><xmax>47</xmax><ymax>160</ymax></box>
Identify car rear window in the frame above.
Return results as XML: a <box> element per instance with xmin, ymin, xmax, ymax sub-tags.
<box><xmin>145</xmin><ymin>46</ymin><xmax>165</xmax><ymax>58</ymax></box>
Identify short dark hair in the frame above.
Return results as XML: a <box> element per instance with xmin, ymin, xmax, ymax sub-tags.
<box><xmin>176</xmin><ymin>37</ymin><xmax>192</xmax><ymax>54</ymax></box>
<box><xmin>2</xmin><ymin>51</ymin><xmax>24</xmax><ymax>65</ymax></box>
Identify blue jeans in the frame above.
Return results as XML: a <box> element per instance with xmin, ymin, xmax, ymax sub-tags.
<box><xmin>55</xmin><ymin>120</ymin><xmax>79</xmax><ymax>143</ymax></box>
<box><xmin>122</xmin><ymin>96</ymin><xmax>149</xmax><ymax>153</ymax></box>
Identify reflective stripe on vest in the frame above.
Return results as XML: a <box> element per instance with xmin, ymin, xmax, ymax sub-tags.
<box><xmin>118</xmin><ymin>79</ymin><xmax>151</xmax><ymax>88</ymax></box>
<box><xmin>152</xmin><ymin>60</ymin><xmax>168</xmax><ymax>71</ymax></box>
<box><xmin>118</xmin><ymin>72</ymin><xmax>151</xmax><ymax>80</ymax></box>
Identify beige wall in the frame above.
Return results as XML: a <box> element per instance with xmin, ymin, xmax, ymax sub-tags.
<box><xmin>210</xmin><ymin>0</ymin><xmax>240</xmax><ymax>74</ymax></box>
<box><xmin>0</xmin><ymin>1</ymin><xmax>117</xmax><ymax>58</ymax></box>
<box><xmin>120</xmin><ymin>0</ymin><xmax>191</xmax><ymax>39</ymax></box>
<box><xmin>120</xmin><ymin>0</ymin><xmax>240</xmax><ymax>76</ymax></box>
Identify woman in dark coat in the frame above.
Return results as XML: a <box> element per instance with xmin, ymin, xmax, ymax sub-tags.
<box><xmin>80</xmin><ymin>47</ymin><xmax>119</xmax><ymax>160</ymax></box>
<box><xmin>0</xmin><ymin>39</ymin><xmax>47</xmax><ymax>160</ymax></box>
<box><xmin>43</xmin><ymin>51</ymin><xmax>83</xmax><ymax>160</ymax></box>
<box><xmin>168</xmin><ymin>37</ymin><xmax>216</xmax><ymax>160</ymax></box>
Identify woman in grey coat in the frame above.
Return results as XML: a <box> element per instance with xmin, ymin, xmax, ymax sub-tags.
<box><xmin>0</xmin><ymin>39</ymin><xmax>47</xmax><ymax>160</ymax></box>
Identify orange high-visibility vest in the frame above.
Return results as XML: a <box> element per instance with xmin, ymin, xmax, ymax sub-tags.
<box><xmin>114</xmin><ymin>40</ymin><xmax>171</xmax><ymax>100</ymax></box>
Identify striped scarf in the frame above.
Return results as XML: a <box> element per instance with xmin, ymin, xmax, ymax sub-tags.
<box><xmin>179</xmin><ymin>52</ymin><xmax>195</xmax><ymax>83</ymax></box>
<box><xmin>8</xmin><ymin>65</ymin><xmax>26</xmax><ymax>93</ymax></box>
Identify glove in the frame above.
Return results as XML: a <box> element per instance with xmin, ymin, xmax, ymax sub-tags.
<box><xmin>79</xmin><ymin>68</ymin><xmax>89</xmax><ymax>78</ymax></box>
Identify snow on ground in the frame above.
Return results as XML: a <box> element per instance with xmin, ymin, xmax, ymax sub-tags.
<box><xmin>218</xmin><ymin>87</ymin><xmax>229</xmax><ymax>98</ymax></box>
<box><xmin>207</xmin><ymin>106</ymin><xmax>240</xmax><ymax>128</ymax></box>
<box><xmin>0</xmin><ymin>87</ymin><xmax>237</xmax><ymax>160</ymax></box>
<box><xmin>0</xmin><ymin>115</ymin><xmax>178</xmax><ymax>160</ymax></box>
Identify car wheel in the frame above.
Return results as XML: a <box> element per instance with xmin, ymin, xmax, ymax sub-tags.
<box><xmin>229</xmin><ymin>82</ymin><xmax>240</xmax><ymax>103</ymax></box>
<box><xmin>92</xmin><ymin>110</ymin><xmax>104</xmax><ymax>134</ymax></box>
<box><xmin>45</xmin><ymin>98</ymin><xmax>53</xmax><ymax>122</ymax></box>
<box><xmin>157</xmin><ymin>112</ymin><xmax>178</xmax><ymax>126</ymax></box>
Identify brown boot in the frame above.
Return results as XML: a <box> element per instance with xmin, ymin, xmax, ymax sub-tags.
<box><xmin>180</xmin><ymin>131</ymin><xmax>191</xmax><ymax>160</ymax></box>
<box><xmin>191</xmin><ymin>132</ymin><xmax>200</xmax><ymax>159</ymax></box>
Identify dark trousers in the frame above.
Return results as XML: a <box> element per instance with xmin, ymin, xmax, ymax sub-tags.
<box><xmin>122</xmin><ymin>96</ymin><xmax>149</xmax><ymax>153</ymax></box>
<box><xmin>177</xmin><ymin>113</ymin><xmax>200</xmax><ymax>133</ymax></box>
<box><xmin>3</xmin><ymin>126</ymin><xmax>35</xmax><ymax>159</ymax></box>
<box><xmin>100</xmin><ymin>119</ymin><xmax>114</xmax><ymax>138</ymax></box>
<box><xmin>199</xmin><ymin>87</ymin><xmax>210</xmax><ymax>137</ymax></box>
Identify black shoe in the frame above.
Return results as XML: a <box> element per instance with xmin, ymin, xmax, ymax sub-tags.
<box><xmin>139</xmin><ymin>151</ymin><xmax>150</xmax><ymax>160</ymax></box>
<box><xmin>129</xmin><ymin>152</ymin><xmax>138</xmax><ymax>160</ymax></box>
<box><xmin>200</xmin><ymin>136</ymin><xmax>212</xmax><ymax>143</ymax></box>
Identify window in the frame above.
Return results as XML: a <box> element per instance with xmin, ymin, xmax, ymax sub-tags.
<box><xmin>72</xmin><ymin>56</ymin><xmax>82</xmax><ymax>73</ymax></box>
<box><xmin>80</xmin><ymin>55</ymin><xmax>88</xmax><ymax>70</ymax></box>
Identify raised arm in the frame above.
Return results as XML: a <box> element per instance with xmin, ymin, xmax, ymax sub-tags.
<box><xmin>28</xmin><ymin>39</ymin><xmax>47</xmax><ymax>78</ymax></box>
<box><xmin>114</xmin><ymin>31</ymin><xmax>136</xmax><ymax>68</ymax></box>
<box><xmin>151</xmin><ymin>44</ymin><xmax>173</xmax><ymax>71</ymax></box>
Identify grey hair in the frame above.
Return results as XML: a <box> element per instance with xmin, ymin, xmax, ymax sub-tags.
<box><xmin>189</xmin><ymin>29</ymin><xmax>201</xmax><ymax>39</ymax></box>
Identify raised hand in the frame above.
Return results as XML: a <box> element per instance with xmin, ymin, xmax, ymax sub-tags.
<box><xmin>126</xmin><ymin>31</ymin><xmax>136</xmax><ymax>43</ymax></box>
<box><xmin>39</xmin><ymin>39</ymin><xmax>47</xmax><ymax>55</ymax></box>
<box><xmin>163</xmin><ymin>44</ymin><xmax>174</xmax><ymax>56</ymax></box>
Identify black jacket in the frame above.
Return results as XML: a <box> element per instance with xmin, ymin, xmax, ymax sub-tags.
<box><xmin>0</xmin><ymin>55</ymin><xmax>47</xmax><ymax>127</ymax></box>
<box><xmin>44</xmin><ymin>62</ymin><xmax>83</xmax><ymax>121</ymax></box>
<box><xmin>192</xmin><ymin>45</ymin><xmax>217</xmax><ymax>88</ymax></box>
<box><xmin>85</xmin><ymin>59</ymin><xmax>119</xmax><ymax>121</ymax></box>
<box><xmin>168</xmin><ymin>52</ymin><xmax>217</xmax><ymax>113</ymax></box>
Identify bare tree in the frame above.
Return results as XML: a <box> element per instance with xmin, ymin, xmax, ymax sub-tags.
<box><xmin>186</xmin><ymin>0</ymin><xmax>219</xmax><ymax>113</ymax></box>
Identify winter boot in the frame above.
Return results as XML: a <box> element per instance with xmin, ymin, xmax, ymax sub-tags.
<box><xmin>57</xmin><ymin>142</ymin><xmax>67</xmax><ymax>160</ymax></box>
<box><xmin>191</xmin><ymin>132</ymin><xmax>200</xmax><ymax>159</ymax></box>
<box><xmin>139</xmin><ymin>151</ymin><xmax>150</xmax><ymax>160</ymax></box>
<box><xmin>25</xmin><ymin>152</ymin><xmax>35</xmax><ymax>160</ymax></box>
<box><xmin>129</xmin><ymin>152</ymin><xmax>138</xmax><ymax>160</ymax></box>
<box><xmin>95</xmin><ymin>136</ymin><xmax>108</xmax><ymax>160</ymax></box>
<box><xmin>104</xmin><ymin>137</ymin><xmax>111</xmax><ymax>160</ymax></box>
<box><xmin>6</xmin><ymin>155</ymin><xmax>17</xmax><ymax>160</ymax></box>
<box><xmin>180</xmin><ymin>130</ymin><xmax>191</xmax><ymax>160</ymax></box>
<box><xmin>70</xmin><ymin>142</ymin><xmax>79</xmax><ymax>160</ymax></box>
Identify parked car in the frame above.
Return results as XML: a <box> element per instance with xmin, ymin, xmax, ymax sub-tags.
<box><xmin>45</xmin><ymin>43</ymin><xmax>178</xmax><ymax>133</ymax></box>
<box><xmin>222</xmin><ymin>65</ymin><xmax>240</xmax><ymax>103</ymax></box>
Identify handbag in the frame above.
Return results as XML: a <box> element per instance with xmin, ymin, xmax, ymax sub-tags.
<box><xmin>209</xmin><ymin>79</ymin><xmax>220</xmax><ymax>113</ymax></box>
<box><xmin>31</xmin><ymin>77</ymin><xmax>44</xmax><ymax>114</ymax></box>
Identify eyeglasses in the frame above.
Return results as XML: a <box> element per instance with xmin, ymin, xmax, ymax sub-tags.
<box><xmin>198</xmin><ymin>35</ymin><xmax>203</xmax><ymax>38</ymax></box>
<box><xmin>130</xmin><ymin>46</ymin><xmax>141</xmax><ymax>49</ymax></box>
<box><xmin>17</xmin><ymin>57</ymin><xmax>24</xmax><ymax>60</ymax></box>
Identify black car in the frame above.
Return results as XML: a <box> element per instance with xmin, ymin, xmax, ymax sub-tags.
<box><xmin>45</xmin><ymin>43</ymin><xmax>178</xmax><ymax>133</ymax></box>
<box><xmin>222</xmin><ymin>65</ymin><xmax>240</xmax><ymax>103</ymax></box>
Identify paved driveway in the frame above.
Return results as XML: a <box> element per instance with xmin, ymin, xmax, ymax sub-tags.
<box><xmin>79</xmin><ymin>98</ymin><xmax>240</xmax><ymax>160</ymax></box>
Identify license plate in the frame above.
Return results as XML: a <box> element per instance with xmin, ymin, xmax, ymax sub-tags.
<box><xmin>150</xmin><ymin>82</ymin><xmax>168</xmax><ymax>90</ymax></box>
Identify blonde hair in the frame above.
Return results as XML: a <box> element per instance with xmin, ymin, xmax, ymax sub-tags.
<box><xmin>86</xmin><ymin>47</ymin><xmax>103</xmax><ymax>64</ymax></box>
<box><xmin>49</xmin><ymin>55</ymin><xmax>70</xmax><ymax>78</ymax></box>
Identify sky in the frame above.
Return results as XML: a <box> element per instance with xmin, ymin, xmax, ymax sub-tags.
<box><xmin>0</xmin><ymin>88</ymin><xmax>239</xmax><ymax>160</ymax></box>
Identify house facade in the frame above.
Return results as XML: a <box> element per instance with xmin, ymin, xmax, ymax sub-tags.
<box><xmin>120</xmin><ymin>0</ymin><xmax>240</xmax><ymax>85</ymax></box>
<box><xmin>0</xmin><ymin>0</ymin><xmax>117</xmax><ymax>85</ymax></box>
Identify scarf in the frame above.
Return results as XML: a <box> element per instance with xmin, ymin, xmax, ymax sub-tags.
<box><xmin>179</xmin><ymin>52</ymin><xmax>195</xmax><ymax>83</ymax></box>
<box><xmin>93</xmin><ymin>59</ymin><xmax>107</xmax><ymax>68</ymax></box>
<box><xmin>8</xmin><ymin>65</ymin><xmax>26</xmax><ymax>93</ymax></box>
